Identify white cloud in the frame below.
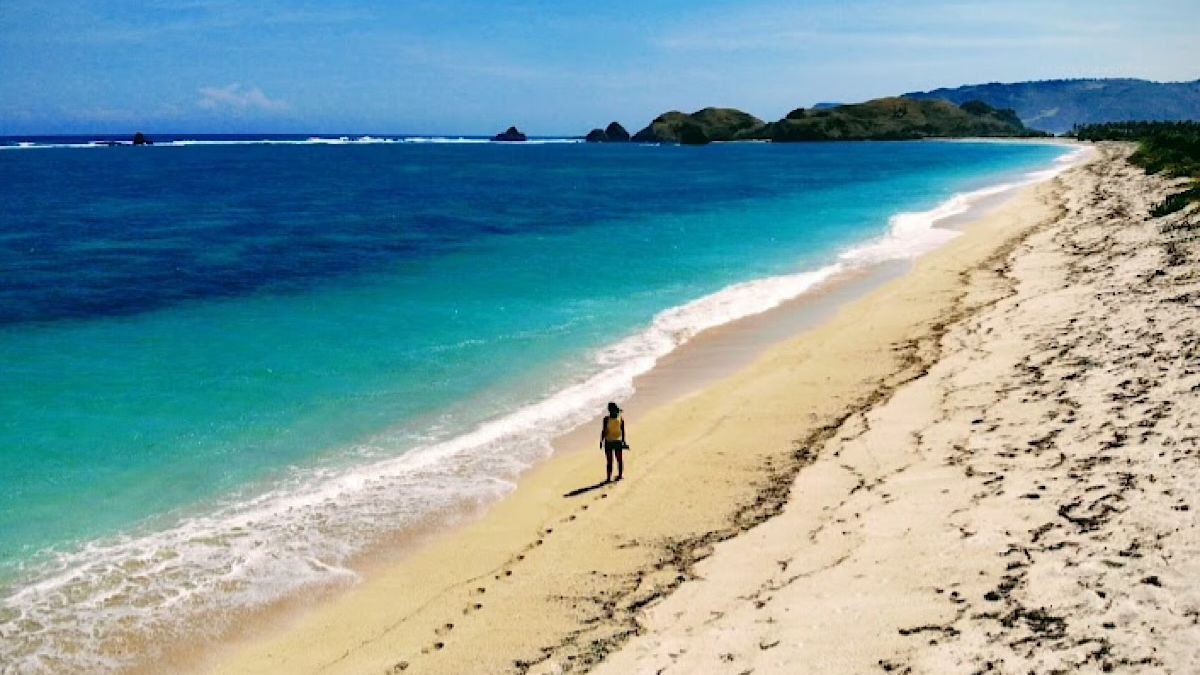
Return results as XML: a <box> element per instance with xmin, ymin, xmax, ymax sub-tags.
<box><xmin>197</xmin><ymin>83</ymin><xmax>289</xmax><ymax>113</ymax></box>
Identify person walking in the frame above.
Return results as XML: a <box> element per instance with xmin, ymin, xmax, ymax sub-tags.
<box><xmin>599</xmin><ymin>401</ymin><xmax>626</xmax><ymax>483</ymax></box>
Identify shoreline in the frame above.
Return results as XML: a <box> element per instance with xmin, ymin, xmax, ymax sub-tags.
<box><xmin>0</xmin><ymin>141</ymin><xmax>1081</xmax><ymax>675</ymax></box>
<box><xmin>0</xmin><ymin>136</ymin><xmax>1085</xmax><ymax>155</ymax></box>
<box><xmin>593</xmin><ymin>143</ymin><xmax>1200</xmax><ymax>673</ymax></box>
<box><xmin>184</xmin><ymin>147</ymin><xmax>1095</xmax><ymax>674</ymax></box>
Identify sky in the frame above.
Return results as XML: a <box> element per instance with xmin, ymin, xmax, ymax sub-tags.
<box><xmin>0</xmin><ymin>0</ymin><xmax>1196</xmax><ymax>135</ymax></box>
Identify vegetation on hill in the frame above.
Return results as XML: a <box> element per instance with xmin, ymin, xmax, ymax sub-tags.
<box><xmin>1072</xmin><ymin>121</ymin><xmax>1200</xmax><ymax>216</ymax></box>
<box><xmin>629</xmin><ymin>98</ymin><xmax>1039</xmax><ymax>144</ymax></box>
<box><xmin>753</xmin><ymin>98</ymin><xmax>1040</xmax><ymax>141</ymax></box>
<box><xmin>631</xmin><ymin>108</ymin><xmax>764</xmax><ymax>144</ymax></box>
<box><xmin>904</xmin><ymin>78</ymin><xmax>1200</xmax><ymax>134</ymax></box>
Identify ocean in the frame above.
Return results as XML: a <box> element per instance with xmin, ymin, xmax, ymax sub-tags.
<box><xmin>0</xmin><ymin>135</ymin><xmax>1073</xmax><ymax>672</ymax></box>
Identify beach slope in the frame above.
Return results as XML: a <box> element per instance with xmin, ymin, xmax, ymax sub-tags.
<box><xmin>594</xmin><ymin>145</ymin><xmax>1200</xmax><ymax>673</ymax></box>
<box><xmin>204</xmin><ymin>144</ymin><xmax>1197</xmax><ymax>675</ymax></box>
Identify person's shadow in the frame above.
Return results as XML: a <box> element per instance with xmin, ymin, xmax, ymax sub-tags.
<box><xmin>563</xmin><ymin>480</ymin><xmax>609</xmax><ymax>498</ymax></box>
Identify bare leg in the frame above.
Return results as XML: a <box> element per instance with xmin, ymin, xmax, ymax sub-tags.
<box><xmin>614</xmin><ymin>449</ymin><xmax>624</xmax><ymax>481</ymax></box>
<box><xmin>604</xmin><ymin>447</ymin><xmax>613</xmax><ymax>482</ymax></box>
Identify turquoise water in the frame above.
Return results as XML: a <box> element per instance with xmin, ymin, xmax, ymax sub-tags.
<box><xmin>0</xmin><ymin>138</ymin><xmax>1071</xmax><ymax>670</ymax></box>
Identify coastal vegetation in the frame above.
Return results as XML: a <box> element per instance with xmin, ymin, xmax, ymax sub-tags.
<box><xmin>905</xmin><ymin>78</ymin><xmax>1200</xmax><ymax>134</ymax></box>
<box><xmin>1072</xmin><ymin>121</ymin><xmax>1200</xmax><ymax>215</ymax></box>
<box><xmin>628</xmin><ymin>98</ymin><xmax>1039</xmax><ymax>144</ymax></box>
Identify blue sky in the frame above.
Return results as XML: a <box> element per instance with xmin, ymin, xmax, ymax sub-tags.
<box><xmin>1</xmin><ymin>0</ymin><xmax>1196</xmax><ymax>135</ymax></box>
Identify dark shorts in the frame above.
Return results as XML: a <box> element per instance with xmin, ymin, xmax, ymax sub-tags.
<box><xmin>604</xmin><ymin>440</ymin><xmax>625</xmax><ymax>452</ymax></box>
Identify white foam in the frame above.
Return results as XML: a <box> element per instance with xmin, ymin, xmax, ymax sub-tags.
<box><xmin>164</xmin><ymin>136</ymin><xmax>403</xmax><ymax>147</ymax></box>
<box><xmin>843</xmin><ymin>143</ymin><xmax>1092</xmax><ymax>265</ymax></box>
<box><xmin>0</xmin><ymin>144</ymin><xmax>1085</xmax><ymax>673</ymax></box>
<box><xmin>399</xmin><ymin>136</ymin><xmax>491</xmax><ymax>144</ymax></box>
<box><xmin>399</xmin><ymin>137</ymin><xmax>582</xmax><ymax>144</ymax></box>
<box><xmin>0</xmin><ymin>263</ymin><xmax>846</xmax><ymax>674</ymax></box>
<box><xmin>0</xmin><ymin>141</ymin><xmax>108</xmax><ymax>150</ymax></box>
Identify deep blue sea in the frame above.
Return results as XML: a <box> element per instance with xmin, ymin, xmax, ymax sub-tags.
<box><xmin>0</xmin><ymin>135</ymin><xmax>1073</xmax><ymax>671</ymax></box>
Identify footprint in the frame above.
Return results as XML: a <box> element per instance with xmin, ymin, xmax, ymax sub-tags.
<box><xmin>435</xmin><ymin>623</ymin><xmax>455</xmax><ymax>636</ymax></box>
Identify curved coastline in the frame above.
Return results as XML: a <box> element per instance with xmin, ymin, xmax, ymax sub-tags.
<box><xmin>0</xmin><ymin>141</ymin><xmax>1087</xmax><ymax>674</ymax></box>
<box><xmin>182</xmin><ymin>142</ymin><xmax>1094</xmax><ymax>675</ymax></box>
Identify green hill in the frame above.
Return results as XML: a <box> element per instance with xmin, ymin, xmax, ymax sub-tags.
<box><xmin>752</xmin><ymin>98</ymin><xmax>1038</xmax><ymax>141</ymax></box>
<box><xmin>904</xmin><ymin>78</ymin><xmax>1200</xmax><ymax>134</ymax></box>
<box><xmin>629</xmin><ymin>98</ymin><xmax>1038</xmax><ymax>144</ymax></box>
<box><xmin>630</xmin><ymin>108</ymin><xmax>765</xmax><ymax>144</ymax></box>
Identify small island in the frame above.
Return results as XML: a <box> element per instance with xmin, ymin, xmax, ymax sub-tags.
<box><xmin>585</xmin><ymin>122</ymin><xmax>631</xmax><ymax>143</ymax></box>
<box><xmin>492</xmin><ymin>126</ymin><xmax>527</xmax><ymax>142</ymax></box>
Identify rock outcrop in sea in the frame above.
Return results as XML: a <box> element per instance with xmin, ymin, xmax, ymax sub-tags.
<box><xmin>604</xmin><ymin>122</ymin><xmax>630</xmax><ymax>142</ymax></box>
<box><xmin>492</xmin><ymin>126</ymin><xmax>528</xmax><ymax>142</ymax></box>
<box><xmin>584</xmin><ymin>122</ymin><xmax>631</xmax><ymax>143</ymax></box>
<box><xmin>132</xmin><ymin>132</ymin><xmax>151</xmax><ymax>145</ymax></box>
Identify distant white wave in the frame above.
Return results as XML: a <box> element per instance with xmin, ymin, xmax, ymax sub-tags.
<box><xmin>399</xmin><ymin>137</ymin><xmax>580</xmax><ymax>144</ymax></box>
<box><xmin>0</xmin><ymin>145</ymin><xmax>1088</xmax><ymax>674</ymax></box>
<box><xmin>399</xmin><ymin>136</ymin><xmax>490</xmax><ymax>144</ymax></box>
<box><xmin>1</xmin><ymin>136</ymin><xmax>585</xmax><ymax>150</ymax></box>
<box><xmin>0</xmin><ymin>141</ymin><xmax>109</xmax><ymax>150</ymax></box>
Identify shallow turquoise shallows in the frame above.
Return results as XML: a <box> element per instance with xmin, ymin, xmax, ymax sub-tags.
<box><xmin>0</xmin><ymin>138</ymin><xmax>1071</xmax><ymax>671</ymax></box>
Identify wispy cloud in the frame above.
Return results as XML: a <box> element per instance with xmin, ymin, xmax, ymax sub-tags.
<box><xmin>198</xmin><ymin>84</ymin><xmax>289</xmax><ymax>112</ymax></box>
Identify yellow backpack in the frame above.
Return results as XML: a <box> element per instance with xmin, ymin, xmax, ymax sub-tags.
<box><xmin>604</xmin><ymin>415</ymin><xmax>623</xmax><ymax>441</ymax></box>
